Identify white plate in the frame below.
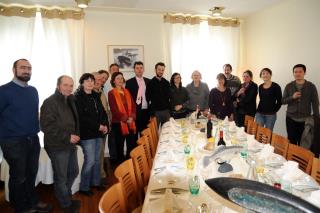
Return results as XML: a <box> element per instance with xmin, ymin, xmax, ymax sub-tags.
<box><xmin>293</xmin><ymin>175</ymin><xmax>319</xmax><ymax>190</ymax></box>
<box><xmin>145</xmin><ymin>197</ymin><xmax>194</xmax><ymax>213</ymax></box>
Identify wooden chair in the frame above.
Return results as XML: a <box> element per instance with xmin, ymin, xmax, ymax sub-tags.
<box><xmin>311</xmin><ymin>157</ymin><xmax>320</xmax><ymax>184</ymax></box>
<box><xmin>286</xmin><ymin>144</ymin><xmax>314</xmax><ymax>174</ymax></box>
<box><xmin>99</xmin><ymin>183</ymin><xmax>127</xmax><ymax>213</ymax></box>
<box><xmin>148</xmin><ymin>123</ymin><xmax>158</xmax><ymax>148</ymax></box>
<box><xmin>255</xmin><ymin>125</ymin><xmax>272</xmax><ymax>144</ymax></box>
<box><xmin>137</xmin><ymin>135</ymin><xmax>153</xmax><ymax>168</ymax></box>
<box><xmin>271</xmin><ymin>134</ymin><xmax>289</xmax><ymax>157</ymax></box>
<box><xmin>114</xmin><ymin>159</ymin><xmax>142</xmax><ymax>211</ymax></box>
<box><xmin>130</xmin><ymin>145</ymin><xmax>150</xmax><ymax>195</ymax></box>
<box><xmin>246</xmin><ymin>119</ymin><xmax>258</xmax><ymax>136</ymax></box>
<box><xmin>149</xmin><ymin>117</ymin><xmax>159</xmax><ymax>142</ymax></box>
<box><xmin>141</xmin><ymin>127</ymin><xmax>156</xmax><ymax>157</ymax></box>
<box><xmin>244</xmin><ymin>115</ymin><xmax>254</xmax><ymax>131</ymax></box>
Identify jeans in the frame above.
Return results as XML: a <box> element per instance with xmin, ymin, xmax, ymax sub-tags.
<box><xmin>112</xmin><ymin>123</ymin><xmax>137</xmax><ymax>163</ymax></box>
<box><xmin>255</xmin><ymin>113</ymin><xmax>277</xmax><ymax>131</ymax></box>
<box><xmin>79</xmin><ymin>138</ymin><xmax>102</xmax><ymax>191</ymax></box>
<box><xmin>0</xmin><ymin>136</ymin><xmax>40</xmax><ymax>213</ymax></box>
<box><xmin>46</xmin><ymin>148</ymin><xmax>79</xmax><ymax>208</ymax></box>
<box><xmin>286</xmin><ymin>116</ymin><xmax>305</xmax><ymax>145</ymax></box>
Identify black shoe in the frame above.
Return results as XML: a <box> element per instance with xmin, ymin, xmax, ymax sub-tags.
<box><xmin>30</xmin><ymin>202</ymin><xmax>53</xmax><ymax>213</ymax></box>
<box><xmin>71</xmin><ymin>200</ymin><xmax>81</xmax><ymax>209</ymax></box>
<box><xmin>79</xmin><ymin>190</ymin><xmax>94</xmax><ymax>196</ymax></box>
<box><xmin>100</xmin><ymin>178</ymin><xmax>109</xmax><ymax>186</ymax></box>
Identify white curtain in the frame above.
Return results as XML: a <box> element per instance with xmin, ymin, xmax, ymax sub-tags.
<box><xmin>0</xmin><ymin>12</ymin><xmax>84</xmax><ymax>104</ymax></box>
<box><xmin>164</xmin><ymin>21</ymin><xmax>240</xmax><ymax>89</ymax></box>
<box><xmin>0</xmin><ymin>16</ymin><xmax>35</xmax><ymax>84</ymax></box>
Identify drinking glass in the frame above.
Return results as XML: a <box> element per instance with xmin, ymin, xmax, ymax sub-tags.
<box><xmin>186</xmin><ymin>155</ymin><xmax>195</xmax><ymax>170</ymax></box>
<box><xmin>184</xmin><ymin>144</ymin><xmax>191</xmax><ymax>154</ymax></box>
<box><xmin>189</xmin><ymin>175</ymin><xmax>200</xmax><ymax>195</ymax></box>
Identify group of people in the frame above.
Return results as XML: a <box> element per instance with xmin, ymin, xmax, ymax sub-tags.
<box><xmin>167</xmin><ymin>64</ymin><xmax>319</xmax><ymax>148</ymax></box>
<box><xmin>0</xmin><ymin>58</ymin><xmax>319</xmax><ymax>213</ymax></box>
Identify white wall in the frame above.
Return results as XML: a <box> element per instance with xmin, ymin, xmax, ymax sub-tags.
<box><xmin>84</xmin><ymin>10</ymin><xmax>168</xmax><ymax>80</ymax></box>
<box><xmin>243</xmin><ymin>0</ymin><xmax>320</xmax><ymax>136</ymax></box>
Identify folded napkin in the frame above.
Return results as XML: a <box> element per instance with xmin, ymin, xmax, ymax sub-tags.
<box><xmin>306</xmin><ymin>190</ymin><xmax>320</xmax><ymax>208</ymax></box>
<box><xmin>237</xmin><ymin>132</ymin><xmax>247</xmax><ymax>141</ymax></box>
<box><xmin>169</xmin><ymin>117</ymin><xmax>178</xmax><ymax>125</ymax></box>
<box><xmin>257</xmin><ymin>144</ymin><xmax>274</xmax><ymax>160</ymax></box>
<box><xmin>228</xmin><ymin>122</ymin><xmax>237</xmax><ymax>132</ymax></box>
<box><xmin>275</xmin><ymin>161</ymin><xmax>305</xmax><ymax>182</ymax></box>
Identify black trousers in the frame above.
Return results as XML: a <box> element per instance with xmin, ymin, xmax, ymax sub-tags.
<box><xmin>136</xmin><ymin>108</ymin><xmax>150</xmax><ymax>133</ymax></box>
<box><xmin>286</xmin><ymin>116</ymin><xmax>305</xmax><ymax>145</ymax></box>
<box><xmin>0</xmin><ymin>136</ymin><xmax>40</xmax><ymax>213</ymax></box>
<box><xmin>236</xmin><ymin>113</ymin><xmax>245</xmax><ymax>127</ymax></box>
<box><xmin>111</xmin><ymin>123</ymin><xmax>137</xmax><ymax>163</ymax></box>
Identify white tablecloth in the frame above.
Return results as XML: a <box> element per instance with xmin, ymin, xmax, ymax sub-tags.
<box><xmin>142</xmin><ymin>118</ymin><xmax>320</xmax><ymax>212</ymax></box>
<box><xmin>0</xmin><ymin>143</ymin><xmax>84</xmax><ymax>201</ymax></box>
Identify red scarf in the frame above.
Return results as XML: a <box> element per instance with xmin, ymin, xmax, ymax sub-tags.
<box><xmin>112</xmin><ymin>88</ymin><xmax>136</xmax><ymax>135</ymax></box>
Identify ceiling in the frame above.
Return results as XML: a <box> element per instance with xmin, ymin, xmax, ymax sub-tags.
<box><xmin>1</xmin><ymin>0</ymin><xmax>284</xmax><ymax>17</ymax></box>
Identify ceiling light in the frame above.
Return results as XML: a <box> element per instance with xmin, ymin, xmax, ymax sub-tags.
<box><xmin>75</xmin><ymin>0</ymin><xmax>90</xmax><ymax>9</ymax></box>
<box><xmin>209</xmin><ymin>7</ymin><xmax>224</xmax><ymax>17</ymax></box>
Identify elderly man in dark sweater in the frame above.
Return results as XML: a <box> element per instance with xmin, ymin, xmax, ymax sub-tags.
<box><xmin>40</xmin><ymin>75</ymin><xmax>81</xmax><ymax>212</ymax></box>
<box><xmin>0</xmin><ymin>59</ymin><xmax>52</xmax><ymax>213</ymax></box>
<box><xmin>282</xmin><ymin>64</ymin><xmax>319</xmax><ymax>145</ymax></box>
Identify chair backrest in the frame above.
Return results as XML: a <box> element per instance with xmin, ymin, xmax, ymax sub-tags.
<box><xmin>311</xmin><ymin>157</ymin><xmax>320</xmax><ymax>184</ymax></box>
<box><xmin>271</xmin><ymin>134</ymin><xmax>289</xmax><ymax>157</ymax></box>
<box><xmin>246</xmin><ymin>119</ymin><xmax>258</xmax><ymax>136</ymax></box>
<box><xmin>149</xmin><ymin>117</ymin><xmax>159</xmax><ymax>141</ymax></box>
<box><xmin>99</xmin><ymin>183</ymin><xmax>127</xmax><ymax>213</ymax></box>
<box><xmin>244</xmin><ymin>115</ymin><xmax>254</xmax><ymax>130</ymax></box>
<box><xmin>141</xmin><ymin>127</ymin><xmax>156</xmax><ymax>157</ymax></box>
<box><xmin>114</xmin><ymin>159</ymin><xmax>141</xmax><ymax>211</ymax></box>
<box><xmin>286</xmin><ymin>144</ymin><xmax>314</xmax><ymax>174</ymax></box>
<box><xmin>255</xmin><ymin>125</ymin><xmax>272</xmax><ymax>144</ymax></box>
<box><xmin>137</xmin><ymin>135</ymin><xmax>153</xmax><ymax>168</ymax></box>
<box><xmin>147</xmin><ymin>123</ymin><xmax>159</xmax><ymax>147</ymax></box>
<box><xmin>130</xmin><ymin>145</ymin><xmax>150</xmax><ymax>193</ymax></box>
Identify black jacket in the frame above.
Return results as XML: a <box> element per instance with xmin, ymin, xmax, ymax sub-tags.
<box><xmin>234</xmin><ymin>81</ymin><xmax>258</xmax><ymax>116</ymax></box>
<box><xmin>125</xmin><ymin>76</ymin><xmax>150</xmax><ymax>111</ymax></box>
<box><xmin>75</xmin><ymin>88</ymin><xmax>109</xmax><ymax>140</ymax></box>
<box><xmin>146</xmin><ymin>77</ymin><xmax>171</xmax><ymax>114</ymax></box>
<box><xmin>40</xmin><ymin>90</ymin><xmax>79</xmax><ymax>151</ymax></box>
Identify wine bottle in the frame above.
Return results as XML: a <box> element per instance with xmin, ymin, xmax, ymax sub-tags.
<box><xmin>206</xmin><ymin>118</ymin><xmax>212</xmax><ymax>138</ymax></box>
<box><xmin>196</xmin><ymin>105</ymin><xmax>201</xmax><ymax>119</ymax></box>
<box><xmin>217</xmin><ymin>129</ymin><xmax>226</xmax><ymax>146</ymax></box>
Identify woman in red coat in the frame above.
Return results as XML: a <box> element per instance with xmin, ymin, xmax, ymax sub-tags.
<box><xmin>108</xmin><ymin>72</ymin><xmax>136</xmax><ymax>163</ymax></box>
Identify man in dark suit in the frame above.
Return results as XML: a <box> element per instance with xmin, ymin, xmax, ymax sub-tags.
<box><xmin>126</xmin><ymin>61</ymin><xmax>150</xmax><ymax>139</ymax></box>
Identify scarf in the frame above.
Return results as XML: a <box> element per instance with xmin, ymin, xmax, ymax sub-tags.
<box><xmin>112</xmin><ymin>88</ymin><xmax>136</xmax><ymax>135</ymax></box>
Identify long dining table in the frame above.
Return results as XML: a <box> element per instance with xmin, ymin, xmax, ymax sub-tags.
<box><xmin>141</xmin><ymin>117</ymin><xmax>320</xmax><ymax>212</ymax></box>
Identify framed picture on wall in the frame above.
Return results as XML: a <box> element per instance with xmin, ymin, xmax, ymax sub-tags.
<box><xmin>108</xmin><ymin>45</ymin><xmax>144</xmax><ymax>72</ymax></box>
